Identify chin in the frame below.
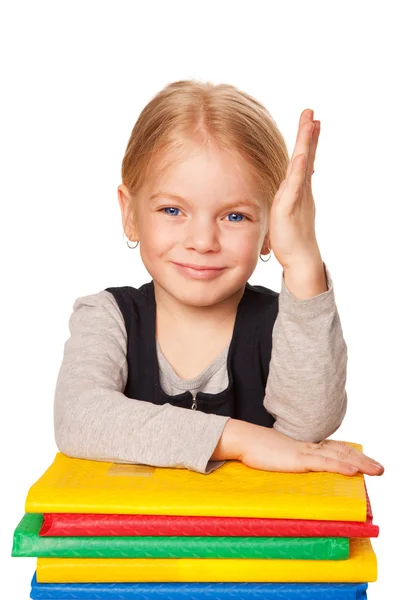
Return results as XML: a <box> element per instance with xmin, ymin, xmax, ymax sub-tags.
<box><xmin>165</xmin><ymin>276</ymin><xmax>245</xmax><ymax>308</ymax></box>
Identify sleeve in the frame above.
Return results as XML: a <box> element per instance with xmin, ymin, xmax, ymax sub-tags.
<box><xmin>263</xmin><ymin>263</ymin><xmax>348</xmax><ymax>442</ymax></box>
<box><xmin>53</xmin><ymin>290</ymin><xmax>230</xmax><ymax>474</ymax></box>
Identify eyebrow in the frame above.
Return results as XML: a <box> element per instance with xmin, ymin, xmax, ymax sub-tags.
<box><xmin>149</xmin><ymin>192</ymin><xmax>261</xmax><ymax>212</ymax></box>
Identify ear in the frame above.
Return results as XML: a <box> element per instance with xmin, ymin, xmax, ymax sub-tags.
<box><xmin>118</xmin><ymin>184</ymin><xmax>139</xmax><ymax>241</ymax></box>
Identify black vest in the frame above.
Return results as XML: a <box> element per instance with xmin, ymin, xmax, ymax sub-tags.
<box><xmin>105</xmin><ymin>281</ymin><xmax>279</xmax><ymax>428</ymax></box>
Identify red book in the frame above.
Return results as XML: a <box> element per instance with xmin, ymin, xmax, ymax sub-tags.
<box><xmin>40</xmin><ymin>483</ymin><xmax>378</xmax><ymax>538</ymax></box>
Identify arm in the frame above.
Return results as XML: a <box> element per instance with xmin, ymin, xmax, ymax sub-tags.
<box><xmin>263</xmin><ymin>262</ymin><xmax>348</xmax><ymax>442</ymax></box>
<box><xmin>53</xmin><ymin>291</ymin><xmax>230</xmax><ymax>474</ymax></box>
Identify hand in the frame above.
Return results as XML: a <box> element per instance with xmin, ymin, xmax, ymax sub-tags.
<box><xmin>213</xmin><ymin>419</ymin><xmax>385</xmax><ymax>477</ymax></box>
<box><xmin>266</xmin><ymin>108</ymin><xmax>322</xmax><ymax>270</ymax></box>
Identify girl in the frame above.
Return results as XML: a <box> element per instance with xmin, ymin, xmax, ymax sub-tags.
<box><xmin>54</xmin><ymin>79</ymin><xmax>384</xmax><ymax>477</ymax></box>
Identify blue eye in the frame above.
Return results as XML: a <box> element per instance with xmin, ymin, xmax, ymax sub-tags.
<box><xmin>161</xmin><ymin>208</ymin><xmax>248</xmax><ymax>221</ymax></box>
<box><xmin>227</xmin><ymin>212</ymin><xmax>245</xmax><ymax>222</ymax></box>
<box><xmin>163</xmin><ymin>207</ymin><xmax>181</xmax><ymax>216</ymax></box>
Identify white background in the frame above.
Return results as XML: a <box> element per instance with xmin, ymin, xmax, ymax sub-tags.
<box><xmin>1</xmin><ymin>1</ymin><xmax>398</xmax><ymax>598</ymax></box>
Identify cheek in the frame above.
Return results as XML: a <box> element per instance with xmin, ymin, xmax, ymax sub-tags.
<box><xmin>230</xmin><ymin>232</ymin><xmax>259</xmax><ymax>258</ymax></box>
<box><xmin>141</xmin><ymin>219</ymin><xmax>176</xmax><ymax>251</ymax></box>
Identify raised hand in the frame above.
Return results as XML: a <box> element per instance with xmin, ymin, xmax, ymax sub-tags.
<box><xmin>267</xmin><ymin>108</ymin><xmax>322</xmax><ymax>271</ymax></box>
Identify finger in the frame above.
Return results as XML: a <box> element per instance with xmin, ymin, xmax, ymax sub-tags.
<box><xmin>315</xmin><ymin>440</ymin><xmax>383</xmax><ymax>467</ymax></box>
<box><xmin>314</xmin><ymin>447</ymin><xmax>384</xmax><ymax>476</ymax></box>
<box><xmin>272</xmin><ymin>177</ymin><xmax>288</xmax><ymax>204</ymax></box>
<box><xmin>300</xmin><ymin>452</ymin><xmax>359</xmax><ymax>476</ymax></box>
<box><xmin>305</xmin><ymin>120</ymin><xmax>320</xmax><ymax>183</ymax></box>
<box><xmin>290</xmin><ymin>122</ymin><xmax>315</xmax><ymax>192</ymax></box>
<box><xmin>278</xmin><ymin>153</ymin><xmax>307</xmax><ymax>211</ymax></box>
<box><xmin>308</xmin><ymin>440</ymin><xmax>384</xmax><ymax>475</ymax></box>
<box><xmin>285</xmin><ymin>109</ymin><xmax>314</xmax><ymax>179</ymax></box>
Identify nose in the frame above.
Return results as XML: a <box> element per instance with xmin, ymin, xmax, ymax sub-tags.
<box><xmin>182</xmin><ymin>214</ymin><xmax>221</xmax><ymax>253</ymax></box>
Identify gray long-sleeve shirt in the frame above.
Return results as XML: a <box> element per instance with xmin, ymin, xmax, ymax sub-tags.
<box><xmin>54</xmin><ymin>263</ymin><xmax>348</xmax><ymax>474</ymax></box>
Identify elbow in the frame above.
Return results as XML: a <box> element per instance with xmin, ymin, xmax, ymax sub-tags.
<box><xmin>53</xmin><ymin>394</ymin><xmax>85</xmax><ymax>460</ymax></box>
<box><xmin>54</xmin><ymin>434</ymin><xmax>75</xmax><ymax>459</ymax></box>
<box><xmin>54</xmin><ymin>409</ymin><xmax>77</xmax><ymax>458</ymax></box>
<box><xmin>54</xmin><ymin>419</ymin><xmax>91</xmax><ymax>461</ymax></box>
<box><xmin>308</xmin><ymin>389</ymin><xmax>348</xmax><ymax>442</ymax></box>
<box><xmin>271</xmin><ymin>390</ymin><xmax>348</xmax><ymax>443</ymax></box>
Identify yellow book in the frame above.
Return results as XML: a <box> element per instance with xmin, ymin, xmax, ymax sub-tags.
<box><xmin>26</xmin><ymin>447</ymin><xmax>367</xmax><ymax>521</ymax></box>
<box><xmin>36</xmin><ymin>538</ymin><xmax>376</xmax><ymax>583</ymax></box>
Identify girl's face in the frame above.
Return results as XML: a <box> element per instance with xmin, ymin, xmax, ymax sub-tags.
<box><xmin>119</xmin><ymin>142</ymin><xmax>270</xmax><ymax>307</ymax></box>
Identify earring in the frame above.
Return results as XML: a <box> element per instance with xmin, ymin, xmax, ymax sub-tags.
<box><xmin>259</xmin><ymin>249</ymin><xmax>272</xmax><ymax>262</ymax></box>
<box><xmin>126</xmin><ymin>239</ymin><xmax>139</xmax><ymax>249</ymax></box>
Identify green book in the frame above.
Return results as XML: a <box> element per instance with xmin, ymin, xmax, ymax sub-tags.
<box><xmin>12</xmin><ymin>513</ymin><xmax>349</xmax><ymax>560</ymax></box>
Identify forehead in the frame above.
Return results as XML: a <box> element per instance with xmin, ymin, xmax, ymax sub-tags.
<box><xmin>144</xmin><ymin>142</ymin><xmax>262</xmax><ymax>203</ymax></box>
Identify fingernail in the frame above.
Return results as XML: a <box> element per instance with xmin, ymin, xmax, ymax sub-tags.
<box><xmin>369</xmin><ymin>461</ymin><xmax>383</xmax><ymax>469</ymax></box>
<box><xmin>349</xmin><ymin>466</ymin><xmax>358</xmax><ymax>472</ymax></box>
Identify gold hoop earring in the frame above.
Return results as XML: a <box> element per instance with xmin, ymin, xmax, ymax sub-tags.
<box><xmin>259</xmin><ymin>249</ymin><xmax>271</xmax><ymax>262</ymax></box>
<box><xmin>126</xmin><ymin>239</ymin><xmax>139</xmax><ymax>249</ymax></box>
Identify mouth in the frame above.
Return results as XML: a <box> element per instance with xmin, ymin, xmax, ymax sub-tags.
<box><xmin>173</xmin><ymin>262</ymin><xmax>225</xmax><ymax>271</ymax></box>
<box><xmin>172</xmin><ymin>262</ymin><xmax>226</xmax><ymax>280</ymax></box>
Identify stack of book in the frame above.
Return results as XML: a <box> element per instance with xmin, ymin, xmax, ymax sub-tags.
<box><xmin>12</xmin><ymin>441</ymin><xmax>379</xmax><ymax>599</ymax></box>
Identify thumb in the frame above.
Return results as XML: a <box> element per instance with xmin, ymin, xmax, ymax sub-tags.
<box><xmin>273</xmin><ymin>178</ymin><xmax>288</xmax><ymax>205</ymax></box>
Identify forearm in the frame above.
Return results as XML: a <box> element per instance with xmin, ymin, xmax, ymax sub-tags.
<box><xmin>263</xmin><ymin>262</ymin><xmax>348</xmax><ymax>442</ymax></box>
<box><xmin>54</xmin><ymin>382</ymin><xmax>230</xmax><ymax>474</ymax></box>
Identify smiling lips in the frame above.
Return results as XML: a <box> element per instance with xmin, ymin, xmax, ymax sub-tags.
<box><xmin>173</xmin><ymin>262</ymin><xmax>226</xmax><ymax>280</ymax></box>
<box><xmin>176</xmin><ymin>262</ymin><xmax>224</xmax><ymax>270</ymax></box>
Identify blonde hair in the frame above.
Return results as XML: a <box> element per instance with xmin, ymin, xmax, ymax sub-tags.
<box><xmin>120</xmin><ymin>79</ymin><xmax>290</xmax><ymax>238</ymax></box>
